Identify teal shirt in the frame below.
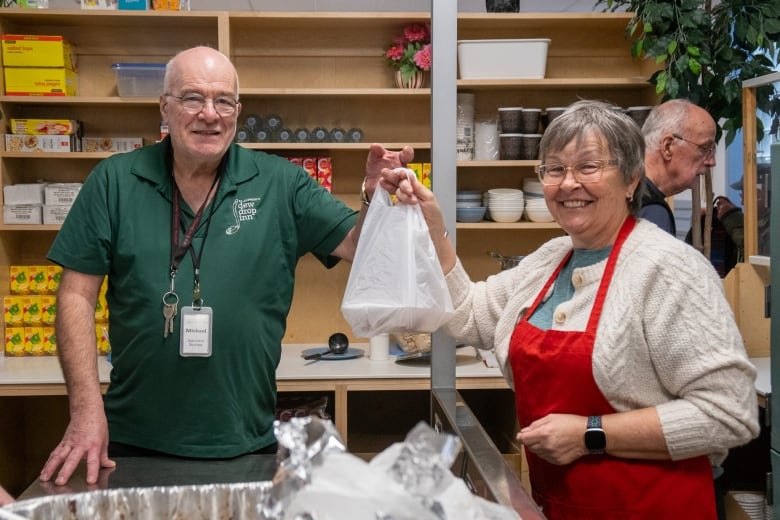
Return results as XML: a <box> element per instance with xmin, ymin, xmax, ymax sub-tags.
<box><xmin>48</xmin><ymin>138</ymin><xmax>357</xmax><ymax>457</ymax></box>
<box><xmin>529</xmin><ymin>246</ymin><xmax>611</xmax><ymax>330</ymax></box>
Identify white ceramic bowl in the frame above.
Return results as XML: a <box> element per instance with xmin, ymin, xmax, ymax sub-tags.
<box><xmin>457</xmin><ymin>39</ymin><xmax>551</xmax><ymax>80</ymax></box>
<box><xmin>490</xmin><ymin>209</ymin><xmax>524</xmax><ymax>223</ymax></box>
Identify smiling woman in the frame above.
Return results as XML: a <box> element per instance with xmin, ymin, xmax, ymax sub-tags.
<box><xmin>380</xmin><ymin>98</ymin><xmax>759</xmax><ymax>519</ymax></box>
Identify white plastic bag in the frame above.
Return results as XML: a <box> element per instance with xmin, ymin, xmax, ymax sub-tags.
<box><xmin>341</xmin><ymin>179</ymin><xmax>454</xmax><ymax>338</ymax></box>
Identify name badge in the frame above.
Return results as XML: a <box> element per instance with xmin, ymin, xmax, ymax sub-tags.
<box><xmin>179</xmin><ymin>306</ymin><xmax>213</xmax><ymax>357</ymax></box>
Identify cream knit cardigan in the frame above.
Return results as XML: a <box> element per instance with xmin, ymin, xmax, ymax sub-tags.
<box><xmin>442</xmin><ymin>219</ymin><xmax>759</xmax><ymax>464</ymax></box>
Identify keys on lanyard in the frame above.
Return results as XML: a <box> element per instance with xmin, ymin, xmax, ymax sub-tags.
<box><xmin>163</xmin><ymin>273</ymin><xmax>179</xmax><ymax>338</ymax></box>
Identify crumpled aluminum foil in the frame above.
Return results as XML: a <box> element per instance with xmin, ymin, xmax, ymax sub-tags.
<box><xmin>2</xmin><ymin>418</ymin><xmax>520</xmax><ymax>520</ymax></box>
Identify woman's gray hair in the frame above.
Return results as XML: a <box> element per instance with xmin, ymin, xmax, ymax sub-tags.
<box><xmin>539</xmin><ymin>99</ymin><xmax>646</xmax><ymax>215</ymax></box>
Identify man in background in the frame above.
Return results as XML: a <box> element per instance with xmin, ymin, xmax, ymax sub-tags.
<box><xmin>640</xmin><ymin>98</ymin><xmax>718</xmax><ymax>235</ymax></box>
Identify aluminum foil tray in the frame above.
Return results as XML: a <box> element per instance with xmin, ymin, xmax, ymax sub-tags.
<box><xmin>0</xmin><ymin>481</ymin><xmax>272</xmax><ymax>520</ymax></box>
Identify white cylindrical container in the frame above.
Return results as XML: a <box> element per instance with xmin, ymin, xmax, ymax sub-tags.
<box><xmin>369</xmin><ymin>333</ymin><xmax>390</xmax><ymax>361</ymax></box>
<box><xmin>474</xmin><ymin>119</ymin><xmax>499</xmax><ymax>161</ymax></box>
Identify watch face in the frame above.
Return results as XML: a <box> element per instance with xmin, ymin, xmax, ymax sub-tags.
<box><xmin>585</xmin><ymin>428</ymin><xmax>606</xmax><ymax>452</ymax></box>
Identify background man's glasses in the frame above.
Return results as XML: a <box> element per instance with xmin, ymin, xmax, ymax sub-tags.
<box><xmin>672</xmin><ymin>133</ymin><xmax>716</xmax><ymax>159</ymax></box>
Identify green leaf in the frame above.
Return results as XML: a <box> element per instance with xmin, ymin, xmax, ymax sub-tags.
<box><xmin>644</xmin><ymin>22</ymin><xmax>653</xmax><ymax>34</ymax></box>
<box><xmin>667</xmin><ymin>40</ymin><xmax>677</xmax><ymax>54</ymax></box>
<box><xmin>688</xmin><ymin>58</ymin><xmax>701</xmax><ymax>75</ymax></box>
<box><xmin>686</xmin><ymin>45</ymin><xmax>701</xmax><ymax>58</ymax></box>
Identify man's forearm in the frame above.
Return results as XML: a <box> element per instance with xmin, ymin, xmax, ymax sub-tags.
<box><xmin>56</xmin><ymin>280</ymin><xmax>104</xmax><ymax>414</ymax></box>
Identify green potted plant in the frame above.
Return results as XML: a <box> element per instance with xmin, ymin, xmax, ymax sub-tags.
<box><xmin>595</xmin><ymin>0</ymin><xmax>780</xmax><ymax>146</ymax></box>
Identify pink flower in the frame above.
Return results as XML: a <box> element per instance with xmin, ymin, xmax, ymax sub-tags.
<box><xmin>403</xmin><ymin>24</ymin><xmax>429</xmax><ymax>44</ymax></box>
<box><xmin>413</xmin><ymin>43</ymin><xmax>432</xmax><ymax>71</ymax></box>
<box><xmin>385</xmin><ymin>45</ymin><xmax>405</xmax><ymax>62</ymax></box>
<box><xmin>385</xmin><ymin>23</ymin><xmax>431</xmax><ymax>84</ymax></box>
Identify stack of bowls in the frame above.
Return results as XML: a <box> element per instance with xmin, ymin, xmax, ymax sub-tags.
<box><xmin>486</xmin><ymin>188</ymin><xmax>524</xmax><ymax>223</ymax></box>
<box><xmin>521</xmin><ymin>178</ymin><xmax>554</xmax><ymax>222</ymax></box>
<box><xmin>456</xmin><ymin>190</ymin><xmax>486</xmax><ymax>222</ymax></box>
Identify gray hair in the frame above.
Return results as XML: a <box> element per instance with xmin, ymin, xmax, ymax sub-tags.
<box><xmin>642</xmin><ymin>98</ymin><xmax>696</xmax><ymax>150</ymax></box>
<box><xmin>539</xmin><ymin>99</ymin><xmax>645</xmax><ymax>215</ymax></box>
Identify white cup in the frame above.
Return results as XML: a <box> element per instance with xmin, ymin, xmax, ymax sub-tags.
<box><xmin>369</xmin><ymin>333</ymin><xmax>390</xmax><ymax>361</ymax></box>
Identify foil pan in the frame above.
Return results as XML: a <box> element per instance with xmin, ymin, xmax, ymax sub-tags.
<box><xmin>1</xmin><ymin>481</ymin><xmax>272</xmax><ymax>520</ymax></box>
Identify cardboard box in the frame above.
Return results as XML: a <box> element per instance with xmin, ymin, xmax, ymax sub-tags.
<box><xmin>119</xmin><ymin>0</ymin><xmax>148</xmax><ymax>8</ymax></box>
<box><xmin>44</xmin><ymin>183</ymin><xmax>81</xmax><ymax>205</ymax></box>
<box><xmin>3</xmin><ymin>204</ymin><xmax>42</xmax><ymax>225</ymax></box>
<box><xmin>43</xmin><ymin>204</ymin><xmax>72</xmax><ymax>225</ymax></box>
<box><xmin>22</xmin><ymin>296</ymin><xmax>42</xmax><ymax>326</ymax></box>
<box><xmin>46</xmin><ymin>265</ymin><xmax>62</xmax><ymax>294</ymax></box>
<box><xmin>3</xmin><ymin>183</ymin><xmax>45</xmax><ymax>205</ymax></box>
<box><xmin>1</xmin><ymin>35</ymin><xmax>76</xmax><ymax>70</ymax></box>
<box><xmin>4</xmin><ymin>67</ymin><xmax>78</xmax><ymax>96</ymax></box>
<box><xmin>3</xmin><ymin>0</ymin><xmax>49</xmax><ymax>8</ymax></box>
<box><xmin>9</xmin><ymin>119</ymin><xmax>81</xmax><ymax>135</ymax></box>
<box><xmin>40</xmin><ymin>295</ymin><xmax>56</xmax><ymax>325</ymax></box>
<box><xmin>81</xmin><ymin>137</ymin><xmax>142</xmax><ymax>153</ymax></box>
<box><xmin>28</xmin><ymin>266</ymin><xmax>48</xmax><ymax>294</ymax></box>
<box><xmin>4</xmin><ymin>296</ymin><xmax>24</xmax><ymax>325</ymax></box>
<box><xmin>81</xmin><ymin>0</ymin><xmax>118</xmax><ymax>8</ymax></box>
<box><xmin>317</xmin><ymin>156</ymin><xmax>332</xmax><ymax>192</ymax></box>
<box><xmin>5</xmin><ymin>326</ymin><xmax>25</xmax><ymax>356</ymax></box>
<box><xmin>42</xmin><ymin>326</ymin><xmax>56</xmax><ymax>355</ymax></box>
<box><xmin>5</xmin><ymin>134</ymin><xmax>75</xmax><ymax>153</ymax></box>
<box><xmin>9</xmin><ymin>266</ymin><xmax>31</xmax><ymax>294</ymax></box>
<box><xmin>96</xmin><ymin>324</ymin><xmax>110</xmax><ymax>355</ymax></box>
<box><xmin>24</xmin><ymin>326</ymin><xmax>45</xmax><ymax>355</ymax></box>
<box><xmin>302</xmin><ymin>157</ymin><xmax>317</xmax><ymax>182</ymax></box>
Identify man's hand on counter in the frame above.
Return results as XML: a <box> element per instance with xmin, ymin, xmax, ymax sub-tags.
<box><xmin>39</xmin><ymin>406</ymin><xmax>116</xmax><ymax>486</ymax></box>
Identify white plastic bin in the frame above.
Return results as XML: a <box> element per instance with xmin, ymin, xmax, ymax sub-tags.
<box><xmin>457</xmin><ymin>39</ymin><xmax>550</xmax><ymax>80</ymax></box>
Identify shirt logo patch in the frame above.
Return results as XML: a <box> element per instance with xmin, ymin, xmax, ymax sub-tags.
<box><xmin>226</xmin><ymin>197</ymin><xmax>261</xmax><ymax>235</ymax></box>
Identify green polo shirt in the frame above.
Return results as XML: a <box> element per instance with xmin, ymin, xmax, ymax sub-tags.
<box><xmin>48</xmin><ymin>138</ymin><xmax>357</xmax><ymax>457</ymax></box>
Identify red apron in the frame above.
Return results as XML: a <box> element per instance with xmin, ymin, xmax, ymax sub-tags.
<box><xmin>509</xmin><ymin>217</ymin><xmax>716</xmax><ymax>519</ymax></box>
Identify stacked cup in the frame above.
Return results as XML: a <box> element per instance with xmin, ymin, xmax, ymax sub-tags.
<box><xmin>474</xmin><ymin>118</ymin><xmax>499</xmax><ymax>161</ymax></box>
<box><xmin>457</xmin><ymin>93</ymin><xmax>476</xmax><ymax>160</ymax></box>
<box><xmin>498</xmin><ymin>107</ymin><xmax>523</xmax><ymax>160</ymax></box>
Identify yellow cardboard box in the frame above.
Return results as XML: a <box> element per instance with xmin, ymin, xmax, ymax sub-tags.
<box><xmin>29</xmin><ymin>265</ymin><xmax>48</xmax><ymax>294</ymax></box>
<box><xmin>22</xmin><ymin>296</ymin><xmax>42</xmax><ymax>326</ymax></box>
<box><xmin>5</xmin><ymin>326</ymin><xmax>25</xmax><ymax>356</ymax></box>
<box><xmin>96</xmin><ymin>324</ymin><xmax>110</xmax><ymax>355</ymax></box>
<box><xmin>40</xmin><ymin>295</ymin><xmax>56</xmax><ymax>326</ymax></box>
<box><xmin>1</xmin><ymin>35</ymin><xmax>77</xmax><ymax>70</ymax></box>
<box><xmin>24</xmin><ymin>326</ymin><xmax>45</xmax><ymax>355</ymax></box>
<box><xmin>4</xmin><ymin>296</ymin><xmax>24</xmax><ymax>325</ymax></box>
<box><xmin>4</xmin><ymin>67</ymin><xmax>78</xmax><ymax>96</ymax></box>
<box><xmin>9</xmin><ymin>265</ymin><xmax>31</xmax><ymax>294</ymax></box>
<box><xmin>47</xmin><ymin>265</ymin><xmax>62</xmax><ymax>293</ymax></box>
<box><xmin>42</xmin><ymin>326</ymin><xmax>56</xmax><ymax>355</ymax></box>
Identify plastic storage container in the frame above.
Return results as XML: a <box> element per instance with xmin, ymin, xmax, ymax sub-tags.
<box><xmin>112</xmin><ymin>63</ymin><xmax>166</xmax><ymax>97</ymax></box>
<box><xmin>457</xmin><ymin>39</ymin><xmax>550</xmax><ymax>80</ymax></box>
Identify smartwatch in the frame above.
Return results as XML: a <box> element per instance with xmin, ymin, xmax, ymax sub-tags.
<box><xmin>584</xmin><ymin>415</ymin><xmax>606</xmax><ymax>454</ymax></box>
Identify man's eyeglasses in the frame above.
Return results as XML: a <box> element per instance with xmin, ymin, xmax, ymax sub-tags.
<box><xmin>166</xmin><ymin>93</ymin><xmax>240</xmax><ymax>117</ymax></box>
<box><xmin>672</xmin><ymin>134</ymin><xmax>716</xmax><ymax>159</ymax></box>
<box><xmin>534</xmin><ymin>159</ymin><xmax>618</xmax><ymax>186</ymax></box>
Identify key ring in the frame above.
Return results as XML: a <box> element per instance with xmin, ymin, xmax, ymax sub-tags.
<box><xmin>163</xmin><ymin>291</ymin><xmax>179</xmax><ymax>307</ymax></box>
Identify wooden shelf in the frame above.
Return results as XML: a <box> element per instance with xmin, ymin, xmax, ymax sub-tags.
<box><xmin>457</xmin><ymin>222</ymin><xmax>560</xmax><ymax>230</ymax></box>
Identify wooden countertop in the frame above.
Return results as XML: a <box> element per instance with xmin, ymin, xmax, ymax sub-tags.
<box><xmin>0</xmin><ymin>343</ymin><xmax>506</xmax><ymax>395</ymax></box>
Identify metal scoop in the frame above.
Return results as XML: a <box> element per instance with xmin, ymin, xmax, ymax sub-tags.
<box><xmin>303</xmin><ymin>332</ymin><xmax>349</xmax><ymax>360</ymax></box>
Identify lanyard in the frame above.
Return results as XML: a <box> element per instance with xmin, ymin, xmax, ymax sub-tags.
<box><xmin>169</xmin><ymin>172</ymin><xmax>221</xmax><ymax>308</ymax></box>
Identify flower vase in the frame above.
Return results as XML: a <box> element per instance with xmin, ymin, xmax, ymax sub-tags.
<box><xmin>394</xmin><ymin>70</ymin><xmax>427</xmax><ymax>89</ymax></box>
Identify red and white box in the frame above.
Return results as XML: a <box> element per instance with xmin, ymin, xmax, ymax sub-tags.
<box><xmin>317</xmin><ymin>156</ymin><xmax>332</xmax><ymax>192</ymax></box>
